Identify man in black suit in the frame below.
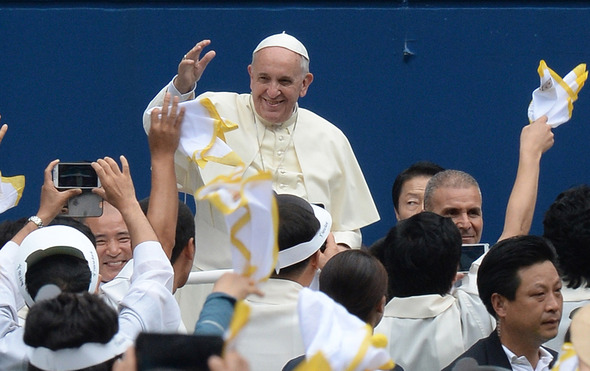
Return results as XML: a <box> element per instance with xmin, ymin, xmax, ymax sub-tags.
<box><xmin>443</xmin><ymin>235</ymin><xmax>562</xmax><ymax>371</ymax></box>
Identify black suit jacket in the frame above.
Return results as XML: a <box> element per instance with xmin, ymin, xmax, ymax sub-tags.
<box><xmin>442</xmin><ymin>330</ymin><xmax>558</xmax><ymax>371</ymax></box>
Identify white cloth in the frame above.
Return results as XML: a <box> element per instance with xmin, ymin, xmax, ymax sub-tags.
<box><xmin>0</xmin><ymin>240</ymin><xmax>180</xmax><ymax>370</ymax></box>
<box><xmin>297</xmin><ymin>288</ymin><xmax>393</xmax><ymax>371</ymax></box>
<box><xmin>544</xmin><ymin>284</ymin><xmax>590</xmax><ymax>352</ymax></box>
<box><xmin>374</xmin><ymin>289</ymin><xmax>495</xmax><ymax>371</ymax></box>
<box><xmin>528</xmin><ymin>60</ymin><xmax>587</xmax><ymax>128</ymax></box>
<box><xmin>234</xmin><ymin>278</ymin><xmax>305</xmax><ymax>371</ymax></box>
<box><xmin>0</xmin><ymin>172</ymin><xmax>24</xmax><ymax>214</ymax></box>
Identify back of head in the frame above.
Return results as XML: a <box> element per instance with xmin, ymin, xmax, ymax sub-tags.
<box><xmin>319</xmin><ymin>249</ymin><xmax>387</xmax><ymax>324</ymax></box>
<box><xmin>423</xmin><ymin>169</ymin><xmax>480</xmax><ymax>212</ymax></box>
<box><xmin>24</xmin><ymin>291</ymin><xmax>123</xmax><ymax>371</ymax></box>
<box><xmin>477</xmin><ymin>235</ymin><xmax>558</xmax><ymax>318</ymax></box>
<box><xmin>139</xmin><ymin>197</ymin><xmax>195</xmax><ymax>264</ymax></box>
<box><xmin>275</xmin><ymin>194</ymin><xmax>318</xmax><ymax>277</ymax></box>
<box><xmin>383</xmin><ymin>211</ymin><xmax>462</xmax><ymax>298</ymax></box>
<box><xmin>0</xmin><ymin>217</ymin><xmax>28</xmax><ymax>248</ymax></box>
<box><xmin>543</xmin><ymin>185</ymin><xmax>590</xmax><ymax>289</ymax></box>
<box><xmin>391</xmin><ymin>161</ymin><xmax>444</xmax><ymax>211</ymax></box>
<box><xmin>16</xmin><ymin>225</ymin><xmax>100</xmax><ymax>307</ymax></box>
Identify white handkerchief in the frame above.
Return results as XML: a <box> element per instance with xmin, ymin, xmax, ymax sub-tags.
<box><xmin>0</xmin><ymin>172</ymin><xmax>24</xmax><ymax>214</ymax></box>
<box><xmin>528</xmin><ymin>60</ymin><xmax>587</xmax><ymax>128</ymax></box>
<box><xmin>196</xmin><ymin>171</ymin><xmax>278</xmax><ymax>283</ymax></box>
<box><xmin>297</xmin><ymin>288</ymin><xmax>394</xmax><ymax>371</ymax></box>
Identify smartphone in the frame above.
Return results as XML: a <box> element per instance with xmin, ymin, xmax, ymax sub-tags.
<box><xmin>459</xmin><ymin>243</ymin><xmax>489</xmax><ymax>273</ymax></box>
<box><xmin>135</xmin><ymin>333</ymin><xmax>224</xmax><ymax>371</ymax></box>
<box><xmin>53</xmin><ymin>162</ymin><xmax>100</xmax><ymax>189</ymax></box>
<box><xmin>62</xmin><ymin>192</ymin><xmax>103</xmax><ymax>217</ymax></box>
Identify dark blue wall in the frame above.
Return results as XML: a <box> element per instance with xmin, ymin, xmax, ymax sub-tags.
<box><xmin>1</xmin><ymin>3</ymin><xmax>590</xmax><ymax>245</ymax></box>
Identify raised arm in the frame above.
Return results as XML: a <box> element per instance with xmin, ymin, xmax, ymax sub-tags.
<box><xmin>12</xmin><ymin>160</ymin><xmax>81</xmax><ymax>245</ymax></box>
<box><xmin>174</xmin><ymin>39</ymin><xmax>216</xmax><ymax>94</ymax></box>
<box><xmin>146</xmin><ymin>93</ymin><xmax>184</xmax><ymax>259</ymax></box>
<box><xmin>498</xmin><ymin>116</ymin><xmax>553</xmax><ymax>241</ymax></box>
<box><xmin>92</xmin><ymin>156</ymin><xmax>157</xmax><ymax>247</ymax></box>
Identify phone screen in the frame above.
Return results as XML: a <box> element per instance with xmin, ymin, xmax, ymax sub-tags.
<box><xmin>56</xmin><ymin>163</ymin><xmax>99</xmax><ymax>189</ymax></box>
<box><xmin>135</xmin><ymin>333</ymin><xmax>224</xmax><ymax>371</ymax></box>
<box><xmin>459</xmin><ymin>243</ymin><xmax>489</xmax><ymax>272</ymax></box>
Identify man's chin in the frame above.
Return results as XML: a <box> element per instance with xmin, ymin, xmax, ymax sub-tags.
<box><xmin>462</xmin><ymin>237</ymin><xmax>478</xmax><ymax>244</ymax></box>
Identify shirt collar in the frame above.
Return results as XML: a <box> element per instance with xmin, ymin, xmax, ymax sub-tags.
<box><xmin>502</xmin><ymin>344</ymin><xmax>554</xmax><ymax>371</ymax></box>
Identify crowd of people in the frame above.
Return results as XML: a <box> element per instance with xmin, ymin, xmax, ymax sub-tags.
<box><xmin>0</xmin><ymin>31</ymin><xmax>589</xmax><ymax>371</ymax></box>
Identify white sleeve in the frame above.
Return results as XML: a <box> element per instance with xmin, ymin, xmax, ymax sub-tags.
<box><xmin>0</xmin><ymin>241</ymin><xmax>29</xmax><ymax>369</ymax></box>
<box><xmin>117</xmin><ymin>241</ymin><xmax>180</xmax><ymax>341</ymax></box>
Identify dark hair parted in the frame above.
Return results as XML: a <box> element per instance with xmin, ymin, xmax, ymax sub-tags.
<box><xmin>383</xmin><ymin>211</ymin><xmax>462</xmax><ymax>299</ymax></box>
<box><xmin>543</xmin><ymin>185</ymin><xmax>590</xmax><ymax>289</ymax></box>
<box><xmin>320</xmin><ymin>250</ymin><xmax>387</xmax><ymax>323</ymax></box>
<box><xmin>477</xmin><ymin>235</ymin><xmax>558</xmax><ymax>318</ymax></box>
<box><xmin>391</xmin><ymin>161</ymin><xmax>444</xmax><ymax>212</ymax></box>
<box><xmin>26</xmin><ymin>254</ymin><xmax>91</xmax><ymax>303</ymax></box>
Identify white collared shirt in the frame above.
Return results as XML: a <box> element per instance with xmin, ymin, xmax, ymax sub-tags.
<box><xmin>502</xmin><ymin>344</ymin><xmax>554</xmax><ymax>371</ymax></box>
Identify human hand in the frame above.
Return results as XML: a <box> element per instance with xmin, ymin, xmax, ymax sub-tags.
<box><xmin>91</xmin><ymin>156</ymin><xmax>137</xmax><ymax>215</ymax></box>
<box><xmin>318</xmin><ymin>233</ymin><xmax>345</xmax><ymax>269</ymax></box>
<box><xmin>212</xmin><ymin>272</ymin><xmax>263</xmax><ymax>300</ymax></box>
<box><xmin>37</xmin><ymin>160</ymin><xmax>82</xmax><ymax>224</ymax></box>
<box><xmin>149</xmin><ymin>92</ymin><xmax>184</xmax><ymax>158</ymax></box>
<box><xmin>112</xmin><ymin>346</ymin><xmax>136</xmax><ymax>371</ymax></box>
<box><xmin>520</xmin><ymin>115</ymin><xmax>554</xmax><ymax>157</ymax></box>
<box><xmin>0</xmin><ymin>114</ymin><xmax>7</xmax><ymax>146</ymax></box>
<box><xmin>208</xmin><ymin>350</ymin><xmax>251</xmax><ymax>371</ymax></box>
<box><xmin>174</xmin><ymin>39</ymin><xmax>216</xmax><ymax>94</ymax></box>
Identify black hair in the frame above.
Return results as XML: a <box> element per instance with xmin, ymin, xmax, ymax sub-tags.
<box><xmin>477</xmin><ymin>235</ymin><xmax>558</xmax><ymax>318</ymax></box>
<box><xmin>272</xmin><ymin>194</ymin><xmax>320</xmax><ymax>278</ymax></box>
<box><xmin>383</xmin><ymin>211</ymin><xmax>461</xmax><ymax>299</ymax></box>
<box><xmin>139</xmin><ymin>197</ymin><xmax>195</xmax><ymax>264</ymax></box>
<box><xmin>0</xmin><ymin>217</ymin><xmax>28</xmax><ymax>249</ymax></box>
<box><xmin>25</xmin><ymin>292</ymin><xmax>120</xmax><ymax>371</ymax></box>
<box><xmin>26</xmin><ymin>254</ymin><xmax>91</xmax><ymax>303</ymax></box>
<box><xmin>543</xmin><ymin>185</ymin><xmax>590</xmax><ymax>289</ymax></box>
<box><xmin>320</xmin><ymin>250</ymin><xmax>387</xmax><ymax>323</ymax></box>
<box><xmin>391</xmin><ymin>161</ymin><xmax>444</xmax><ymax>212</ymax></box>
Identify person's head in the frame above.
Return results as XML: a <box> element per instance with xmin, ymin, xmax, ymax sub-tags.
<box><xmin>543</xmin><ymin>185</ymin><xmax>590</xmax><ymax>289</ymax></box>
<box><xmin>392</xmin><ymin>161</ymin><xmax>445</xmax><ymax>221</ymax></box>
<box><xmin>24</xmin><ymin>291</ymin><xmax>128</xmax><ymax>371</ymax></box>
<box><xmin>383</xmin><ymin>211</ymin><xmax>462</xmax><ymax>299</ymax></box>
<box><xmin>478</xmin><ymin>235</ymin><xmax>562</xmax><ymax>347</ymax></box>
<box><xmin>248</xmin><ymin>33</ymin><xmax>314</xmax><ymax>124</ymax></box>
<box><xmin>273</xmin><ymin>194</ymin><xmax>332</xmax><ymax>286</ymax></box>
<box><xmin>320</xmin><ymin>249</ymin><xmax>388</xmax><ymax>327</ymax></box>
<box><xmin>139</xmin><ymin>197</ymin><xmax>196</xmax><ymax>290</ymax></box>
<box><xmin>84</xmin><ymin>201</ymin><xmax>132</xmax><ymax>282</ymax></box>
<box><xmin>0</xmin><ymin>217</ymin><xmax>28</xmax><ymax>248</ymax></box>
<box><xmin>424</xmin><ymin>169</ymin><xmax>483</xmax><ymax>244</ymax></box>
<box><xmin>15</xmin><ymin>225</ymin><xmax>100</xmax><ymax>307</ymax></box>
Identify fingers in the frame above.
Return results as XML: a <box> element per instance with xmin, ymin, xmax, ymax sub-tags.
<box><xmin>44</xmin><ymin>159</ymin><xmax>60</xmax><ymax>184</ymax></box>
<box><xmin>0</xmin><ymin>124</ymin><xmax>8</xmax><ymax>145</ymax></box>
<box><xmin>185</xmin><ymin>39</ymin><xmax>212</xmax><ymax>61</ymax></box>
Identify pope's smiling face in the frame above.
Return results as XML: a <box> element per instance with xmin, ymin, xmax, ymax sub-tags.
<box><xmin>248</xmin><ymin>46</ymin><xmax>313</xmax><ymax>124</ymax></box>
<box><xmin>84</xmin><ymin>202</ymin><xmax>132</xmax><ymax>282</ymax></box>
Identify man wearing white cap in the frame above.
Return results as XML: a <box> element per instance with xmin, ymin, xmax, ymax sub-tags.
<box><xmin>232</xmin><ymin>193</ymin><xmax>336</xmax><ymax>371</ymax></box>
<box><xmin>0</xmin><ymin>157</ymin><xmax>181</xmax><ymax>370</ymax></box>
<box><xmin>143</xmin><ymin>33</ymin><xmax>379</xmax><ymax>328</ymax></box>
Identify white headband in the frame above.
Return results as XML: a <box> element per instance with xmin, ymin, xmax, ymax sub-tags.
<box><xmin>15</xmin><ymin>225</ymin><xmax>100</xmax><ymax>307</ymax></box>
<box><xmin>28</xmin><ymin>333</ymin><xmax>131</xmax><ymax>371</ymax></box>
<box><xmin>253</xmin><ymin>32</ymin><xmax>309</xmax><ymax>61</ymax></box>
<box><xmin>276</xmin><ymin>204</ymin><xmax>331</xmax><ymax>273</ymax></box>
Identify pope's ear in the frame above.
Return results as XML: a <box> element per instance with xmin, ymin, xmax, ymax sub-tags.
<box><xmin>299</xmin><ymin>73</ymin><xmax>314</xmax><ymax>98</ymax></box>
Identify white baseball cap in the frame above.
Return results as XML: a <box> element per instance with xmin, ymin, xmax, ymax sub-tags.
<box><xmin>15</xmin><ymin>225</ymin><xmax>99</xmax><ymax>307</ymax></box>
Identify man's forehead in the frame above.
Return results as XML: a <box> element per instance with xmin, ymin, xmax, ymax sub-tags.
<box><xmin>432</xmin><ymin>185</ymin><xmax>482</xmax><ymax>207</ymax></box>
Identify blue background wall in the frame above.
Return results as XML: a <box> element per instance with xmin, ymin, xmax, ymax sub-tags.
<box><xmin>1</xmin><ymin>2</ymin><xmax>589</xmax><ymax>246</ymax></box>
